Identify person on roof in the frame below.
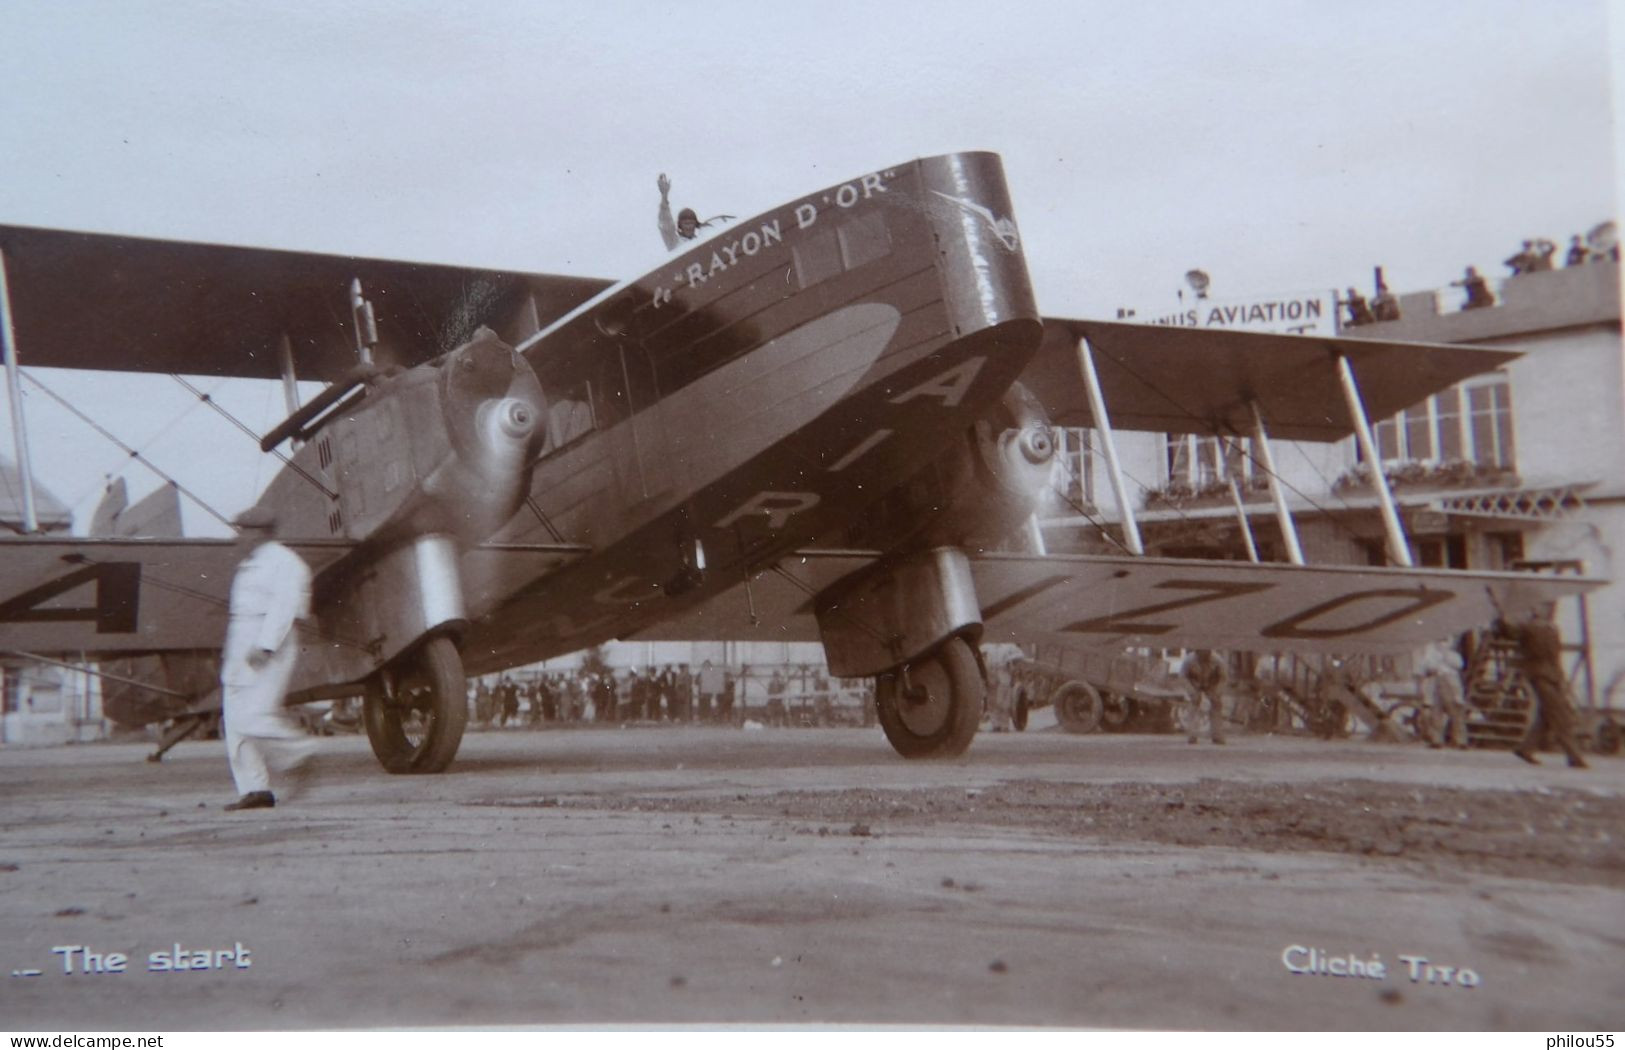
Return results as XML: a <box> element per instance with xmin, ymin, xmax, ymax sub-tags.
<box><xmin>1452</xmin><ymin>266</ymin><xmax>1495</xmax><ymax>310</ymax></box>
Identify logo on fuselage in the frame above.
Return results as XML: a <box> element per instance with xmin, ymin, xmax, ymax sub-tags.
<box><xmin>931</xmin><ymin>191</ymin><xmax>1019</xmax><ymax>251</ymax></box>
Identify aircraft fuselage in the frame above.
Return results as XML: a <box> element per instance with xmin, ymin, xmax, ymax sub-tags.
<box><xmin>452</xmin><ymin>152</ymin><xmax>1043</xmax><ymax>676</ymax></box>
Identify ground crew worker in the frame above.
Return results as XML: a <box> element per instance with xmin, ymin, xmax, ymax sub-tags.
<box><xmin>1501</xmin><ymin>604</ymin><xmax>1589</xmax><ymax>769</ymax></box>
<box><xmin>1180</xmin><ymin>649</ymin><xmax>1228</xmax><ymax>745</ymax></box>
<box><xmin>1418</xmin><ymin>640</ymin><xmax>1469</xmax><ymax>749</ymax></box>
<box><xmin>220</xmin><ymin>506</ymin><xmax>313</xmax><ymax>811</ymax></box>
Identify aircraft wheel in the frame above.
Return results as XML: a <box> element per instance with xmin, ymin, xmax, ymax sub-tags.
<box><xmin>875</xmin><ymin>636</ymin><xmax>984</xmax><ymax>759</ymax></box>
<box><xmin>1051</xmin><ymin>680</ymin><xmax>1103</xmax><ymax>734</ymax></box>
<box><xmin>363</xmin><ymin>635</ymin><xmax>469</xmax><ymax>774</ymax></box>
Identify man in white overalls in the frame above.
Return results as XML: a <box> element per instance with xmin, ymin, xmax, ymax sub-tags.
<box><xmin>221</xmin><ymin>506</ymin><xmax>313</xmax><ymax>811</ymax></box>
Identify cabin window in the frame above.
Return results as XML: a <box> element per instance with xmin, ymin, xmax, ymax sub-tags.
<box><xmin>620</xmin><ymin>346</ymin><xmax>660</xmax><ymax>413</ymax></box>
<box><xmin>539</xmin><ymin>379</ymin><xmax>596</xmax><ymax>457</ymax></box>
<box><xmin>793</xmin><ymin>228</ymin><xmax>843</xmax><ymax>289</ymax></box>
<box><xmin>593</xmin><ymin>352</ymin><xmax>631</xmax><ymax>429</ymax></box>
<box><xmin>837</xmin><ymin>211</ymin><xmax>892</xmax><ymax>271</ymax></box>
<box><xmin>531</xmin><ymin>333</ymin><xmax>621</xmax><ymax>459</ymax></box>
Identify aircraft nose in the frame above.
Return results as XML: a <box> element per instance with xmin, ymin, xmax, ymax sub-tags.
<box><xmin>439</xmin><ymin>327</ymin><xmax>548</xmax><ymax>469</ymax></box>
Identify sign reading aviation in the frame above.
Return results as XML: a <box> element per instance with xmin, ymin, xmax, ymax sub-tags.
<box><xmin>1140</xmin><ymin>290</ymin><xmax>1337</xmax><ymax>336</ymax></box>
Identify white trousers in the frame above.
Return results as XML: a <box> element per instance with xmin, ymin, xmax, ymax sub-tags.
<box><xmin>225</xmin><ymin>707</ymin><xmax>311</xmax><ymax>796</ymax></box>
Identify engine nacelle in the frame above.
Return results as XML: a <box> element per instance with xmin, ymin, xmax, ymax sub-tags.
<box><xmin>419</xmin><ymin>327</ymin><xmax>547</xmax><ymax>543</ymax></box>
<box><xmin>267</xmin><ymin>328</ymin><xmax>546</xmax><ymax>691</ymax></box>
<box><xmin>811</xmin><ymin>383</ymin><xmax>1057</xmax><ymax>678</ymax></box>
<box><xmin>837</xmin><ymin>380</ymin><xmax>1057</xmax><ymax>554</ymax></box>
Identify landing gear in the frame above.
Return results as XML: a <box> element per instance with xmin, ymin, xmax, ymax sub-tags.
<box><xmin>875</xmin><ymin>636</ymin><xmax>984</xmax><ymax>759</ymax></box>
<box><xmin>363</xmin><ymin>635</ymin><xmax>468</xmax><ymax>774</ymax></box>
<box><xmin>1051</xmin><ymin>680</ymin><xmax>1104</xmax><ymax>734</ymax></box>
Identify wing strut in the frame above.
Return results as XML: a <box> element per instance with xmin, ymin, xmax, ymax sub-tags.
<box><xmin>349</xmin><ymin>279</ymin><xmax>378</xmax><ymax>366</ymax></box>
<box><xmin>1223</xmin><ymin>438</ymin><xmax>1260</xmax><ymax>563</ymax></box>
<box><xmin>1248</xmin><ymin>401</ymin><xmax>1306</xmax><ymax>565</ymax></box>
<box><xmin>0</xmin><ymin>247</ymin><xmax>39</xmax><ymax>533</ymax></box>
<box><xmin>277</xmin><ymin>332</ymin><xmax>302</xmax><ymax>417</ymax></box>
<box><xmin>1075</xmin><ymin>336</ymin><xmax>1143</xmax><ymax>555</ymax></box>
<box><xmin>1334</xmin><ymin>354</ymin><xmax>1413</xmax><ymax>567</ymax></box>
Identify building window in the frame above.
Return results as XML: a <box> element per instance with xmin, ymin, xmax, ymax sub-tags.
<box><xmin>1058</xmin><ymin>427</ymin><xmax>1095</xmax><ymax>506</ymax></box>
<box><xmin>1164</xmin><ymin>434</ymin><xmax>1254</xmax><ymax>488</ymax></box>
<box><xmin>1468</xmin><ymin>381</ymin><xmax>1516</xmax><ymax>469</ymax></box>
<box><xmin>1367</xmin><ymin>374</ymin><xmax>1515</xmax><ymax>471</ymax></box>
<box><xmin>1165</xmin><ymin>434</ymin><xmax>1217</xmax><ymax>487</ymax></box>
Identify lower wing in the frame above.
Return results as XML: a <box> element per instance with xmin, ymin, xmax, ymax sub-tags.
<box><xmin>641</xmin><ymin>550</ymin><xmax>1602</xmax><ymax>656</ymax></box>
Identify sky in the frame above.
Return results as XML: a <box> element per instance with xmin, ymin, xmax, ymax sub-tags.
<box><xmin>0</xmin><ymin>0</ymin><xmax>1619</xmax><ymax>534</ymax></box>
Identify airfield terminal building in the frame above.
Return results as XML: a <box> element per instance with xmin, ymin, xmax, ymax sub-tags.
<box><xmin>1044</xmin><ymin>259</ymin><xmax>1624</xmax><ymax>711</ymax></box>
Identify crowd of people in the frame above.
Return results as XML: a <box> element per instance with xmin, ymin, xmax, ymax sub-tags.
<box><xmin>464</xmin><ymin>662</ymin><xmax>876</xmax><ymax>729</ymax></box>
<box><xmin>1343</xmin><ymin>226</ymin><xmax>1618</xmax><ymax>325</ymax></box>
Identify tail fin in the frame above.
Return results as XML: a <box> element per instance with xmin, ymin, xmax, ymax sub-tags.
<box><xmin>89</xmin><ymin>480</ymin><xmax>184</xmax><ymax>538</ymax></box>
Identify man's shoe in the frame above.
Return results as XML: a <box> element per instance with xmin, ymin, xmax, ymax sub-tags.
<box><xmin>1512</xmin><ymin>749</ymin><xmax>1540</xmax><ymax>766</ymax></box>
<box><xmin>224</xmin><ymin>791</ymin><xmax>276</xmax><ymax>811</ymax></box>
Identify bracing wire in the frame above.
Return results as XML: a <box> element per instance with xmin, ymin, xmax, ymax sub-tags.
<box><xmin>22</xmin><ymin>371</ymin><xmax>236</xmax><ymax>529</ymax></box>
<box><xmin>168</xmin><ymin>375</ymin><xmax>337</xmax><ymax>500</ymax></box>
<box><xmin>61</xmin><ymin>378</ymin><xmax>221</xmax><ymax>513</ymax></box>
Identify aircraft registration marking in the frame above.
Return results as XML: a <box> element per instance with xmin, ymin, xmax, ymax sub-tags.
<box><xmin>1062</xmin><ymin>580</ymin><xmax>1272</xmax><ymax>635</ymax></box>
<box><xmin>709</xmin><ymin>356</ymin><xmax>988</xmax><ymax>534</ymax></box>
<box><xmin>1023</xmin><ymin>577</ymin><xmax>1463</xmax><ymax>642</ymax></box>
<box><xmin>0</xmin><ymin>562</ymin><xmax>141</xmax><ymax>634</ymax></box>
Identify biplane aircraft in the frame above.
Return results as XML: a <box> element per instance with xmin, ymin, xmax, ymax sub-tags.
<box><xmin>0</xmin><ymin>151</ymin><xmax>1600</xmax><ymax>770</ymax></box>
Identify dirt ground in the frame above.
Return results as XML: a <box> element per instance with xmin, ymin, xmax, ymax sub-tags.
<box><xmin>2</xmin><ymin>724</ymin><xmax>1622</xmax><ymax>1031</ymax></box>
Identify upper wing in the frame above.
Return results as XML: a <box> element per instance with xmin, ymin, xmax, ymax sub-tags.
<box><xmin>0</xmin><ymin>224</ymin><xmax>613</xmax><ymax>382</ymax></box>
<box><xmin>640</xmin><ymin>550</ymin><xmax>1602</xmax><ymax>656</ymax></box>
<box><xmin>1025</xmin><ymin>318</ymin><xmax>1521</xmax><ymax>441</ymax></box>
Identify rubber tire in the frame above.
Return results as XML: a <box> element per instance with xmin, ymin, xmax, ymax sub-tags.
<box><xmin>1051</xmin><ymin>680</ymin><xmax>1104</xmax><ymax>734</ymax></box>
<box><xmin>875</xmin><ymin>636</ymin><xmax>984</xmax><ymax>759</ymax></box>
<box><xmin>362</xmin><ymin>635</ymin><xmax>469</xmax><ymax>774</ymax></box>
